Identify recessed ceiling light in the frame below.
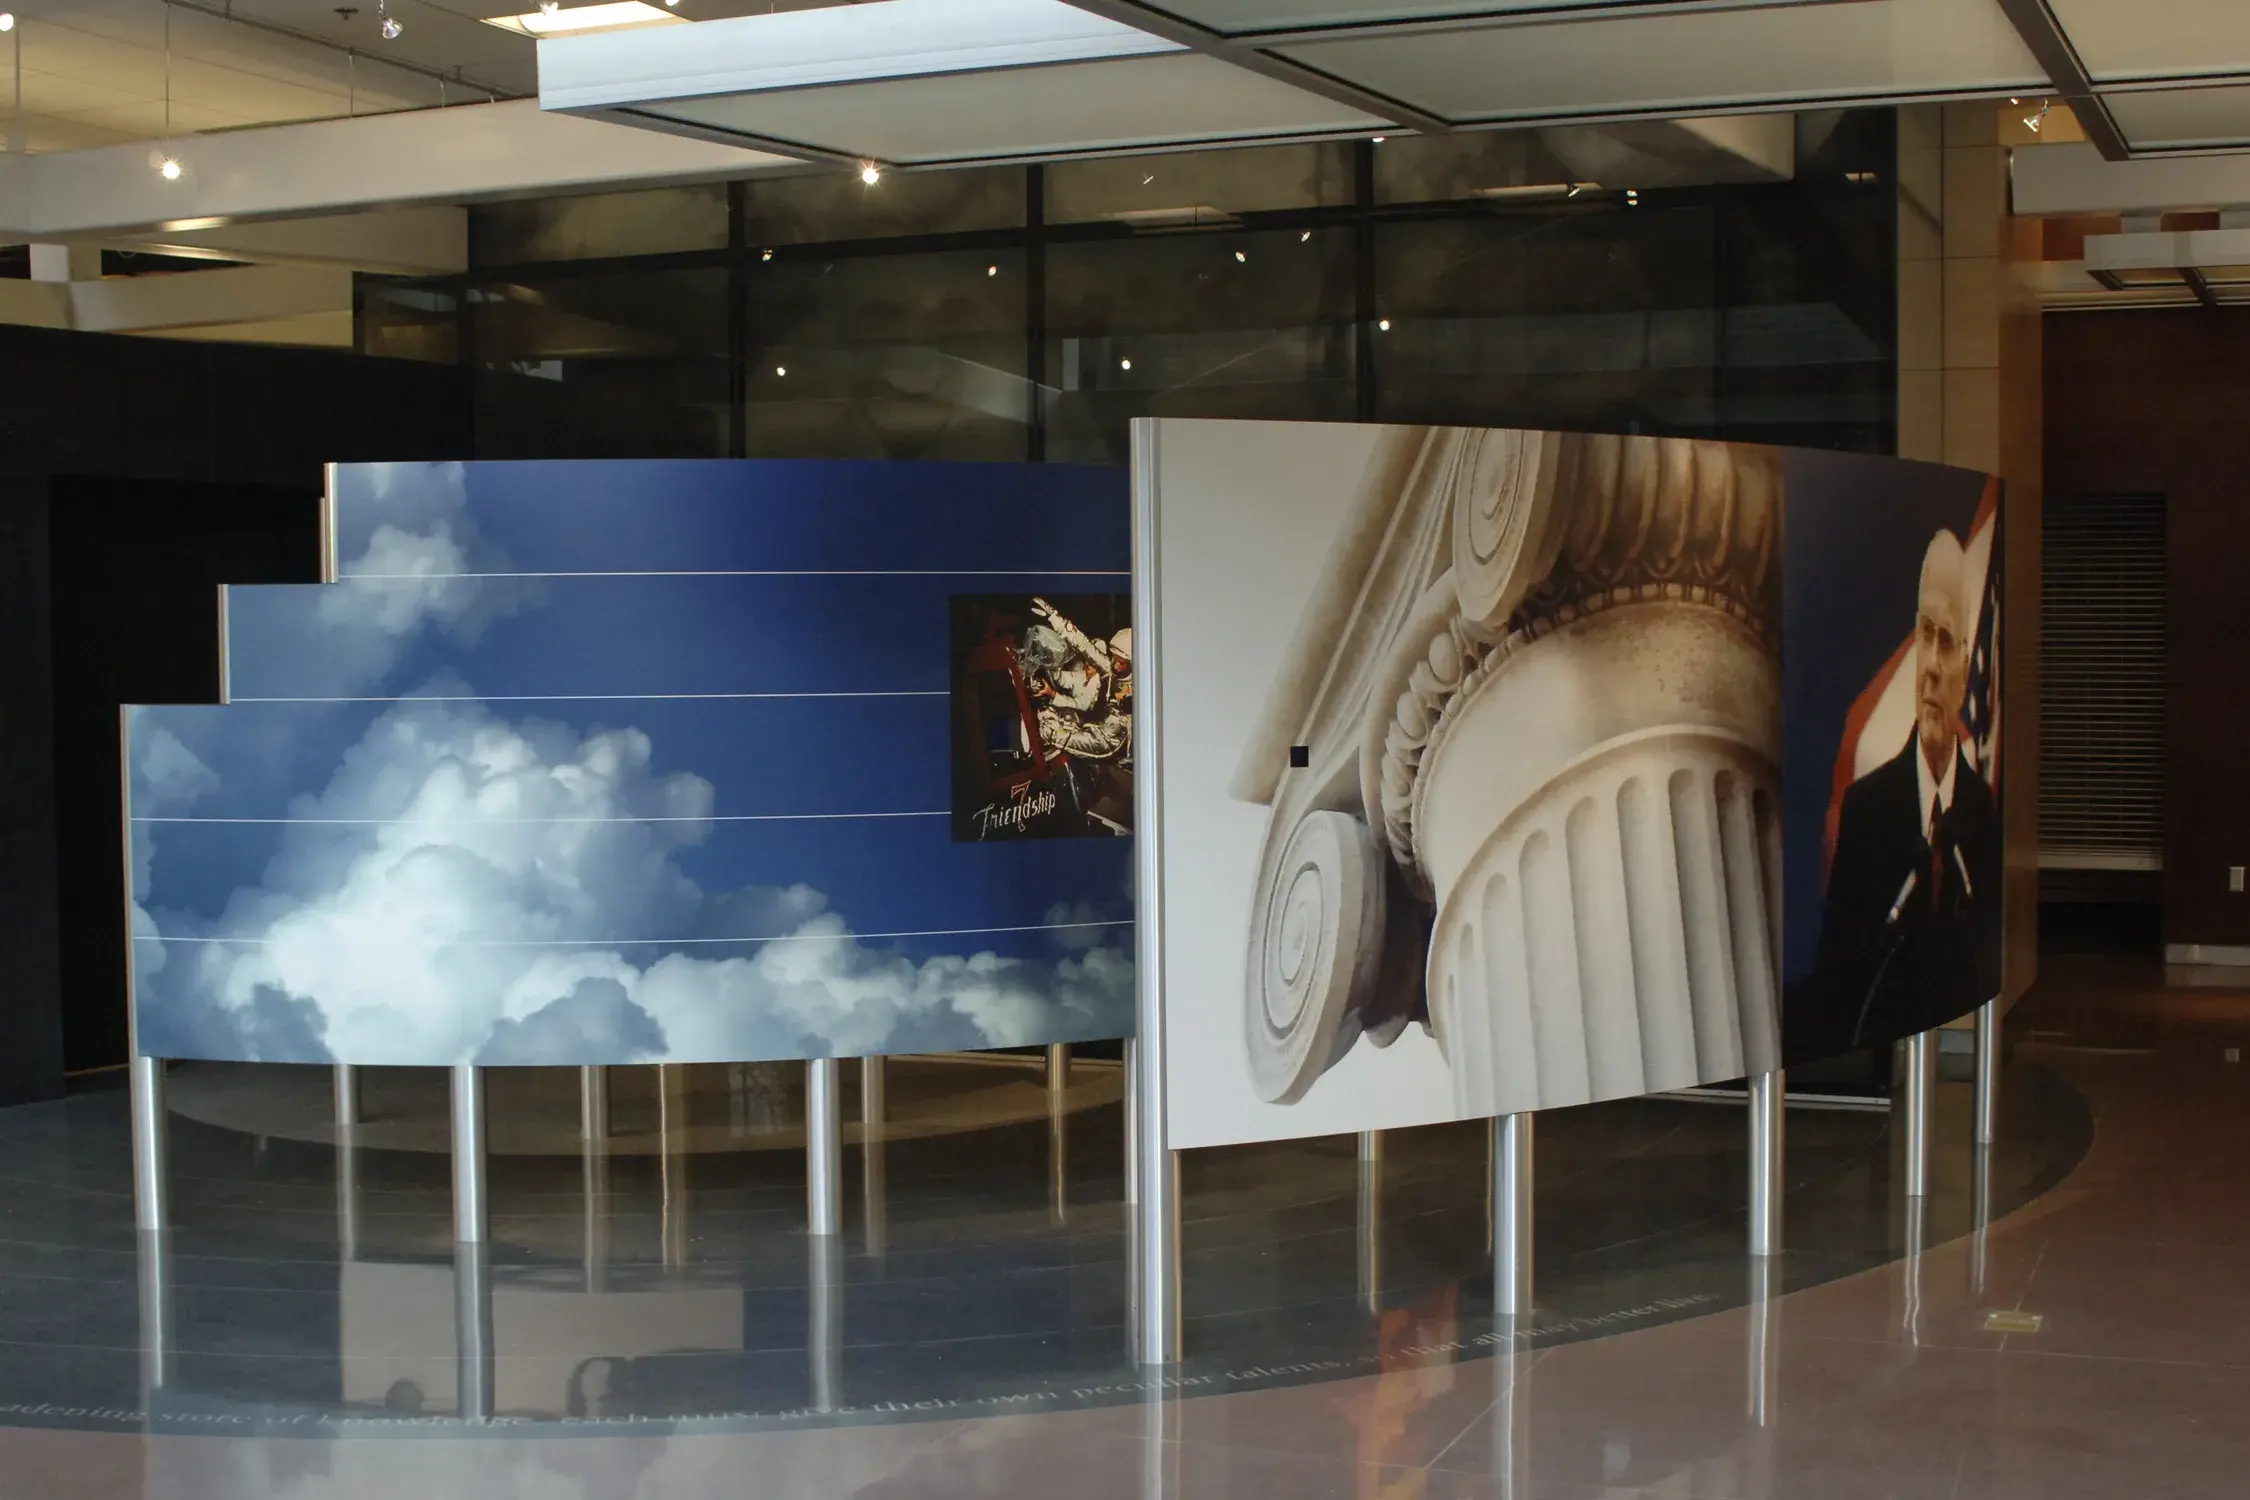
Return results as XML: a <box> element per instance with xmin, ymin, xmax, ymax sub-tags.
<box><xmin>481</xmin><ymin>2</ymin><xmax>689</xmax><ymax>38</ymax></box>
<box><xmin>860</xmin><ymin>162</ymin><xmax>882</xmax><ymax>185</ymax></box>
<box><xmin>0</xmin><ymin>14</ymin><xmax>16</xmax><ymax>32</ymax></box>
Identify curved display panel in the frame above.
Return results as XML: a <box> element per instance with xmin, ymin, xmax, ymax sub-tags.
<box><xmin>128</xmin><ymin>460</ymin><xmax>1134</xmax><ymax>1066</ymax></box>
<box><xmin>1779</xmin><ymin>451</ymin><xmax>2003</xmax><ymax>1064</ymax></box>
<box><xmin>1136</xmin><ymin>420</ymin><xmax>1998</xmax><ymax>1150</ymax></box>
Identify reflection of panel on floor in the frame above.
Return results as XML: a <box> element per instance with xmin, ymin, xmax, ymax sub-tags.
<box><xmin>338</xmin><ymin>1262</ymin><xmax>742</xmax><ymax>1416</ymax></box>
<box><xmin>833</xmin><ymin>1242</ymin><xmax>1118</xmax><ymax>1391</ymax></box>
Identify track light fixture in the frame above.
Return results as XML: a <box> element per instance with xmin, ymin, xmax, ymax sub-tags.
<box><xmin>380</xmin><ymin>0</ymin><xmax>402</xmax><ymax>38</ymax></box>
<box><xmin>2023</xmin><ymin>99</ymin><xmax>2051</xmax><ymax>134</ymax></box>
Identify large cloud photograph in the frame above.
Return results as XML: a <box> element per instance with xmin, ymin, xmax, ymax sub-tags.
<box><xmin>129</xmin><ymin>460</ymin><xmax>1135</xmax><ymax>1066</ymax></box>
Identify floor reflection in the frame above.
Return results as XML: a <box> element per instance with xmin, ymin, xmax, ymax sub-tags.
<box><xmin>22</xmin><ymin>1048</ymin><xmax>2091</xmax><ymax>1448</ymax></box>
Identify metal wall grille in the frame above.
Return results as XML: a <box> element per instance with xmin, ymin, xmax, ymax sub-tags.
<box><xmin>2040</xmin><ymin>491</ymin><xmax>2166</xmax><ymax>871</ymax></box>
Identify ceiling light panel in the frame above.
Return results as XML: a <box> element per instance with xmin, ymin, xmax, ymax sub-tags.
<box><xmin>538</xmin><ymin>0</ymin><xmax>1183</xmax><ymax>113</ymax></box>
<box><xmin>485</xmin><ymin>2</ymin><xmax>691</xmax><ymax>39</ymax></box>
<box><xmin>1123</xmin><ymin>0</ymin><xmax>1638</xmax><ymax>33</ymax></box>
<box><xmin>1273</xmin><ymin>0</ymin><xmax>2042</xmax><ymax>122</ymax></box>
<box><xmin>2105</xmin><ymin>84</ymin><xmax>2250</xmax><ymax>152</ymax></box>
<box><xmin>627</xmin><ymin>52</ymin><xmax>1381</xmax><ymax>164</ymax></box>
<box><xmin>2046</xmin><ymin>0</ymin><xmax>2250</xmax><ymax>84</ymax></box>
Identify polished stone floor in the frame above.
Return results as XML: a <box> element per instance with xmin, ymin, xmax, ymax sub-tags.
<box><xmin>5</xmin><ymin>952</ymin><xmax>2241</xmax><ymax>1495</ymax></box>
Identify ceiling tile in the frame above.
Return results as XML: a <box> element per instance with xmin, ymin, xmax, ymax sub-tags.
<box><xmin>1131</xmin><ymin>0</ymin><xmax>1621</xmax><ymax>34</ymax></box>
<box><xmin>640</xmin><ymin>52</ymin><xmax>1378</xmax><ymax>164</ymax></box>
<box><xmin>2107</xmin><ymin>84</ymin><xmax>2250</xmax><ymax>151</ymax></box>
<box><xmin>1276</xmin><ymin>0</ymin><xmax>2041</xmax><ymax>122</ymax></box>
<box><xmin>2049</xmin><ymin>0</ymin><xmax>2250</xmax><ymax>84</ymax></box>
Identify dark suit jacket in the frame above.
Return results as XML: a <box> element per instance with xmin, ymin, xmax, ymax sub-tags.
<box><xmin>1785</xmin><ymin>738</ymin><xmax>2002</xmax><ymax>1063</ymax></box>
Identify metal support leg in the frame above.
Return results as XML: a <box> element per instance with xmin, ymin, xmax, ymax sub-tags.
<box><xmin>1357</xmin><ymin>1131</ymin><xmax>1383</xmax><ymax>1314</ymax></box>
<box><xmin>1901</xmin><ymin>1031</ymin><xmax>1935</xmax><ymax>1199</ymax></box>
<box><xmin>1900</xmin><ymin>1192</ymin><xmax>1929</xmax><ymax>1344</ymax></box>
<box><xmin>136</xmin><ymin>1228</ymin><xmax>173</xmax><ymax>1397</ymax></box>
<box><xmin>859</xmin><ymin>1055</ymin><xmax>886</xmax><ymax>1134</ymax></box>
<box><xmin>579</xmin><ymin>1065</ymin><xmax>609</xmax><ymax>1142</ymax></box>
<box><xmin>1973</xmin><ymin>998</ymin><xmax>2002</xmax><ymax>1145</ymax></box>
<box><xmin>454</xmin><ymin>1241</ymin><xmax>494</xmax><ymax>1423</ymax></box>
<box><xmin>806</xmin><ymin>1058</ymin><xmax>842</xmax><ymax>1237</ymax></box>
<box><xmin>451</xmin><ymin>1064</ymin><xmax>488</xmax><ymax>1245</ymax></box>
<box><xmin>1122</xmin><ymin>1038</ymin><xmax>1140</xmax><ymax>1206</ymax></box>
<box><xmin>1969</xmin><ymin>1143</ymin><xmax>1994</xmax><ymax>1298</ymax></box>
<box><xmin>808</xmin><ymin>1232</ymin><xmax>844</xmax><ymax>1412</ymax></box>
<box><xmin>1493</xmin><ymin>1113</ymin><xmax>1534</xmax><ymax>1321</ymax></box>
<box><xmin>334</xmin><ymin>1063</ymin><xmax>361</xmax><ymax>1128</ymax></box>
<box><xmin>1046</xmin><ymin>1041</ymin><xmax>1070</xmax><ymax>1095</ymax></box>
<box><xmin>1746</xmin><ymin>1255</ymin><xmax>1780</xmax><ymax>1426</ymax></box>
<box><xmin>1048</xmin><ymin>1086</ymin><xmax>1070</xmax><ymax>1227</ymax></box>
<box><xmin>337</xmin><ymin>1109</ymin><xmax>361</xmax><ymax>1264</ymax></box>
<box><xmin>1748</xmin><ymin>1069</ymin><xmax>1785</xmax><ymax>1257</ymax></box>
<box><xmin>656</xmin><ymin>1063</ymin><xmax>689</xmax><ymax>1266</ymax></box>
<box><xmin>581</xmin><ymin>1075</ymin><xmax>610</xmax><ymax>1292</ymax></box>
<box><xmin>860</xmin><ymin>1055</ymin><xmax>887</xmax><ymax>1257</ymax></box>
<box><xmin>130</xmin><ymin>1055</ymin><xmax>168</xmax><ymax>1233</ymax></box>
<box><xmin>1491</xmin><ymin>1307</ymin><xmax>1531</xmax><ymax>1500</ymax></box>
<box><xmin>1135</xmin><ymin>1149</ymin><xmax>1180</xmax><ymax>1366</ymax></box>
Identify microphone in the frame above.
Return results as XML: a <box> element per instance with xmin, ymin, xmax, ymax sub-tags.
<box><xmin>1885</xmin><ymin>869</ymin><xmax>1919</xmax><ymax>926</ymax></box>
<box><xmin>1952</xmin><ymin>845</ymin><xmax>1975</xmax><ymax>900</ymax></box>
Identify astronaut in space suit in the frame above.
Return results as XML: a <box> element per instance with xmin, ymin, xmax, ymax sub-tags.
<box><xmin>1026</xmin><ymin>598</ymin><xmax>1132</xmax><ymax>763</ymax></box>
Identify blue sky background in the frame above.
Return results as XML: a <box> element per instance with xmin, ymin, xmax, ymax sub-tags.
<box><xmin>131</xmin><ymin>460</ymin><xmax>1133</xmax><ymax>1066</ymax></box>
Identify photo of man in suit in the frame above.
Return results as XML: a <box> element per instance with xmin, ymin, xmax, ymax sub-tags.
<box><xmin>1793</xmin><ymin>528</ymin><xmax>2002</xmax><ymax>1059</ymax></box>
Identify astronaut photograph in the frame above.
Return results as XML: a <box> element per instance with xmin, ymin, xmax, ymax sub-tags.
<box><xmin>950</xmin><ymin>593</ymin><xmax>1133</xmax><ymax>841</ymax></box>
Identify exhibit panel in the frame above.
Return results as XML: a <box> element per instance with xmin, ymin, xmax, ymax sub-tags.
<box><xmin>1778</xmin><ymin>453</ymin><xmax>2003</xmax><ymax>1065</ymax></box>
<box><xmin>128</xmin><ymin>460</ymin><xmax>1136</xmax><ymax>1067</ymax></box>
<box><xmin>1136</xmin><ymin>419</ymin><xmax>1999</xmax><ymax>1151</ymax></box>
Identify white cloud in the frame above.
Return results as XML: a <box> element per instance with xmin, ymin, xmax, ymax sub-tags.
<box><xmin>138</xmin><ymin>698</ymin><xmax>1133</xmax><ymax>1065</ymax></box>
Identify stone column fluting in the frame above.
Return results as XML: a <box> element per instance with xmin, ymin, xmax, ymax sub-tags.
<box><xmin>1236</xmin><ymin>427</ymin><xmax>1782</xmax><ymax>1112</ymax></box>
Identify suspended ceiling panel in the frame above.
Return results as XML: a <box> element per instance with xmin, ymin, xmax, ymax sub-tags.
<box><xmin>631</xmin><ymin>54</ymin><xmax>1382</xmax><ymax>164</ymax></box>
<box><xmin>1120</xmin><ymin>0</ymin><xmax>1637</xmax><ymax>31</ymax></box>
<box><xmin>2046</xmin><ymin>0</ymin><xmax>2250</xmax><ymax>85</ymax></box>
<box><xmin>1272</xmin><ymin>0</ymin><xmax>2042</xmax><ymax>123</ymax></box>
<box><xmin>2105</xmin><ymin>86</ymin><xmax>2250</xmax><ymax>153</ymax></box>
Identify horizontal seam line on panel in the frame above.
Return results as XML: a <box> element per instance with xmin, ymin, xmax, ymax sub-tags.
<box><xmin>331</xmin><ymin>570</ymin><xmax>1132</xmax><ymax>579</ymax></box>
<box><xmin>223</xmin><ymin>692</ymin><xmax>950</xmax><ymax>702</ymax></box>
<box><xmin>135</xmin><ymin>920</ymin><xmax>1132</xmax><ymax>947</ymax></box>
<box><xmin>132</xmin><ymin>812</ymin><xmax>949</xmax><ymax>824</ymax></box>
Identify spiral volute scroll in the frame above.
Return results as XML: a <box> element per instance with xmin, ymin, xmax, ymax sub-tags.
<box><xmin>1449</xmin><ymin>428</ymin><xmax>1568</xmax><ymax>636</ymax></box>
<box><xmin>1245</xmin><ymin>810</ymin><xmax>1388</xmax><ymax>1104</ymax></box>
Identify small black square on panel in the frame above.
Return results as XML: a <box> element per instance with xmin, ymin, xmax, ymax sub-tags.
<box><xmin>1289</xmin><ymin>744</ymin><xmax>1310</xmax><ymax>769</ymax></box>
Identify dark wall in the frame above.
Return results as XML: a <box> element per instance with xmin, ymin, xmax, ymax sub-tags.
<box><xmin>2045</xmin><ymin>308</ymin><xmax>2250</xmax><ymax>951</ymax></box>
<box><xmin>0</xmin><ymin>322</ymin><xmax>469</xmax><ymax>1096</ymax></box>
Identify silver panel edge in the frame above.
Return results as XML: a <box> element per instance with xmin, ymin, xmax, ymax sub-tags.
<box><xmin>1130</xmin><ymin>414</ymin><xmax>1180</xmax><ymax>1365</ymax></box>
<box><xmin>214</xmin><ymin>583</ymin><xmax>230</xmax><ymax>706</ymax></box>
<box><xmin>320</xmin><ymin>462</ymin><xmax>339</xmax><ymax>584</ymax></box>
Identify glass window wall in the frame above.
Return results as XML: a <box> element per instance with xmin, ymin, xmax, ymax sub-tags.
<box><xmin>744</xmin><ymin>246</ymin><xmax>1030</xmax><ymax>461</ymax></box>
<box><xmin>370</xmin><ymin>111</ymin><xmax>1898</xmax><ymax>464</ymax></box>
